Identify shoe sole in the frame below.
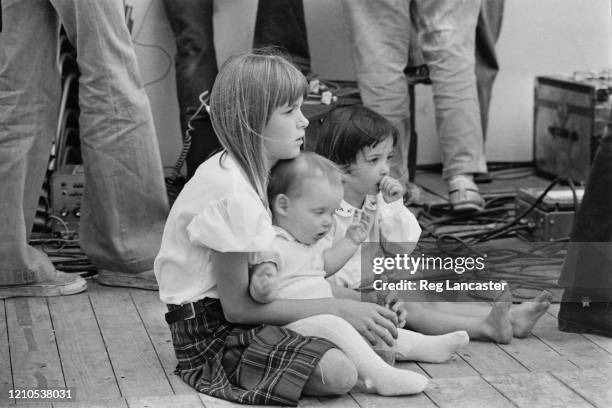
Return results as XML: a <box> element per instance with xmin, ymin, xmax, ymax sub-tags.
<box><xmin>0</xmin><ymin>279</ymin><xmax>87</xmax><ymax>299</ymax></box>
<box><xmin>95</xmin><ymin>274</ymin><xmax>158</xmax><ymax>291</ymax></box>
<box><xmin>558</xmin><ymin>316</ymin><xmax>612</xmax><ymax>337</ymax></box>
<box><xmin>450</xmin><ymin>203</ymin><xmax>484</xmax><ymax>213</ymax></box>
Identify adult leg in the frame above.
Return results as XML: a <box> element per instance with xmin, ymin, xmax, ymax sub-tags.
<box><xmin>414</xmin><ymin>0</ymin><xmax>486</xmax><ymax>180</ymax></box>
<box><xmin>0</xmin><ymin>0</ymin><xmax>86</xmax><ymax>296</ymax></box>
<box><xmin>475</xmin><ymin>0</ymin><xmax>505</xmax><ymax>139</ymax></box>
<box><xmin>341</xmin><ymin>0</ymin><xmax>412</xmax><ymax>187</ymax></box>
<box><xmin>162</xmin><ymin>0</ymin><xmax>217</xmax><ymax>136</ymax></box>
<box><xmin>253</xmin><ymin>0</ymin><xmax>311</xmax><ymax>74</ymax></box>
<box><xmin>51</xmin><ymin>0</ymin><xmax>169</xmax><ymax>283</ymax></box>
<box><xmin>558</xmin><ymin>136</ymin><xmax>612</xmax><ymax>337</ymax></box>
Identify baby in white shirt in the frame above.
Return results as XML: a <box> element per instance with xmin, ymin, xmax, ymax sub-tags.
<box><xmin>248</xmin><ymin>152</ymin><xmax>468</xmax><ymax>396</ymax></box>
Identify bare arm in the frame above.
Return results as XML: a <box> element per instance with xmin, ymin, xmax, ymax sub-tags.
<box><xmin>323</xmin><ymin>216</ymin><xmax>369</xmax><ymax>276</ymax></box>
<box><xmin>322</xmin><ymin>238</ymin><xmax>359</xmax><ymax>276</ymax></box>
<box><xmin>211</xmin><ymin>250</ymin><xmax>399</xmax><ymax>345</ymax></box>
<box><xmin>329</xmin><ymin>282</ymin><xmax>378</xmax><ymax>303</ymax></box>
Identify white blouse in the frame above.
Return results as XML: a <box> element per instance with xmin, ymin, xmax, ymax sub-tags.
<box><xmin>327</xmin><ymin>194</ymin><xmax>422</xmax><ymax>289</ymax></box>
<box><xmin>154</xmin><ymin>152</ymin><xmax>275</xmax><ymax>305</ymax></box>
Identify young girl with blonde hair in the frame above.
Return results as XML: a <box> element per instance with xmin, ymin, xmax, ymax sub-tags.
<box><xmin>154</xmin><ymin>50</ymin><xmax>402</xmax><ymax>405</ymax></box>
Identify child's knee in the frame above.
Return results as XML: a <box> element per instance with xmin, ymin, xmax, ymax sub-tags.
<box><xmin>306</xmin><ymin>349</ymin><xmax>358</xmax><ymax>395</ymax></box>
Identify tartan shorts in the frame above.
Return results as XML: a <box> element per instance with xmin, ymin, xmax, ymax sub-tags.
<box><xmin>168</xmin><ymin>298</ymin><xmax>335</xmax><ymax>406</ymax></box>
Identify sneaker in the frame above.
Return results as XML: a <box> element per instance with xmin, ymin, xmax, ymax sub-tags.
<box><xmin>0</xmin><ymin>269</ymin><xmax>87</xmax><ymax>299</ymax></box>
<box><xmin>95</xmin><ymin>269</ymin><xmax>158</xmax><ymax>291</ymax></box>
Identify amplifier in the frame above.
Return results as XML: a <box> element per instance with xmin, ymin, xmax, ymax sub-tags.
<box><xmin>516</xmin><ymin>187</ymin><xmax>584</xmax><ymax>242</ymax></box>
<box><xmin>50</xmin><ymin>165</ymin><xmax>84</xmax><ymax>235</ymax></box>
<box><xmin>534</xmin><ymin>75</ymin><xmax>612</xmax><ymax>183</ymax></box>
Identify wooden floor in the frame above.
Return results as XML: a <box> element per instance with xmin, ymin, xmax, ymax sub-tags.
<box><xmin>1</xmin><ymin>280</ymin><xmax>611</xmax><ymax>408</ymax></box>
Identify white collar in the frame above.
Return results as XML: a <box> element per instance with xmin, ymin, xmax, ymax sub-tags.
<box><xmin>335</xmin><ymin>195</ymin><xmax>378</xmax><ymax>218</ymax></box>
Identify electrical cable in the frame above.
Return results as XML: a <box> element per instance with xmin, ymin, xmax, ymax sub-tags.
<box><xmin>133</xmin><ymin>39</ymin><xmax>173</xmax><ymax>88</ymax></box>
<box><xmin>412</xmin><ymin>176</ymin><xmax>579</xmax><ymax>299</ymax></box>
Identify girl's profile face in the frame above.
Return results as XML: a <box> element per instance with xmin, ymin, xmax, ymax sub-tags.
<box><xmin>344</xmin><ymin>136</ymin><xmax>394</xmax><ymax>198</ymax></box>
<box><xmin>262</xmin><ymin>97</ymin><xmax>309</xmax><ymax>167</ymax></box>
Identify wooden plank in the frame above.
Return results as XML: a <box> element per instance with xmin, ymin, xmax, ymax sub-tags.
<box><xmin>6</xmin><ymin>298</ymin><xmax>65</xmax><ymax>390</ymax></box>
<box><xmin>53</xmin><ymin>397</ymin><xmax>128</xmax><ymax>408</ymax></box>
<box><xmin>0</xmin><ymin>299</ymin><xmax>14</xmax><ymax>407</ymax></box>
<box><xmin>47</xmin><ymin>293</ymin><xmax>121</xmax><ymax>401</ymax></box>
<box><xmin>458</xmin><ymin>341</ymin><xmax>528</xmax><ymax>375</ymax></box>
<box><xmin>299</xmin><ymin>394</ymin><xmax>360</xmax><ymax>408</ymax></box>
<box><xmin>498</xmin><ymin>335</ymin><xmax>578</xmax><ymax>372</ymax></box>
<box><xmin>127</xmin><ymin>394</ymin><xmax>205</xmax><ymax>408</ymax></box>
<box><xmin>199</xmin><ymin>393</ymin><xmax>274</xmax><ymax>408</ymax></box>
<box><xmin>552</xmin><ymin>367</ymin><xmax>612</xmax><ymax>408</ymax></box>
<box><xmin>425</xmin><ymin>376</ymin><xmax>514</xmax><ymax>408</ymax></box>
<box><xmin>531</xmin><ymin>311</ymin><xmax>612</xmax><ymax>368</ymax></box>
<box><xmin>549</xmin><ymin>304</ymin><xmax>612</xmax><ymax>354</ymax></box>
<box><xmin>498</xmin><ymin>308</ymin><xmax>578</xmax><ymax>371</ymax></box>
<box><xmin>350</xmin><ymin>391</ymin><xmax>436</xmax><ymax>408</ymax></box>
<box><xmin>416</xmin><ymin>353</ymin><xmax>480</xmax><ymax>378</ymax></box>
<box><xmin>130</xmin><ymin>291</ymin><xmax>196</xmax><ymax>395</ymax></box>
<box><xmin>485</xmin><ymin>372</ymin><xmax>594</xmax><ymax>408</ymax></box>
<box><xmin>89</xmin><ymin>288</ymin><xmax>173</xmax><ymax>398</ymax></box>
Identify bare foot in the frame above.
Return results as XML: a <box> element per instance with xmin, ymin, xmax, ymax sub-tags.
<box><xmin>509</xmin><ymin>290</ymin><xmax>552</xmax><ymax>338</ymax></box>
<box><xmin>483</xmin><ymin>290</ymin><xmax>513</xmax><ymax>344</ymax></box>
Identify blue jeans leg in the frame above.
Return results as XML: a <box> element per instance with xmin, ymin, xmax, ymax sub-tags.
<box><xmin>414</xmin><ymin>0</ymin><xmax>487</xmax><ymax>179</ymax></box>
<box><xmin>341</xmin><ymin>0</ymin><xmax>412</xmax><ymax>186</ymax></box>
<box><xmin>51</xmin><ymin>0</ymin><xmax>169</xmax><ymax>273</ymax></box>
<box><xmin>0</xmin><ymin>0</ymin><xmax>60</xmax><ymax>284</ymax></box>
<box><xmin>162</xmin><ymin>0</ymin><xmax>217</xmax><ymax>136</ymax></box>
<box><xmin>476</xmin><ymin>0</ymin><xmax>505</xmax><ymax>139</ymax></box>
<box><xmin>0</xmin><ymin>0</ymin><xmax>169</xmax><ymax>285</ymax></box>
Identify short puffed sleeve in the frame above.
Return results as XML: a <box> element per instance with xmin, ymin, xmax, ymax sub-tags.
<box><xmin>186</xmin><ymin>193</ymin><xmax>275</xmax><ymax>252</ymax></box>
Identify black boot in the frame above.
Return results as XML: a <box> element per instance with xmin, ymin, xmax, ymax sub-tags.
<box><xmin>558</xmin><ymin>291</ymin><xmax>612</xmax><ymax>337</ymax></box>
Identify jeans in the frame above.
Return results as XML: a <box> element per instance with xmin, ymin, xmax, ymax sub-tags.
<box><xmin>0</xmin><ymin>0</ymin><xmax>169</xmax><ymax>285</ymax></box>
<box><xmin>253</xmin><ymin>0</ymin><xmax>311</xmax><ymax>74</ymax></box>
<box><xmin>162</xmin><ymin>0</ymin><xmax>217</xmax><ymax>137</ymax></box>
<box><xmin>475</xmin><ymin>0</ymin><xmax>504</xmax><ymax>139</ymax></box>
<box><xmin>558</xmin><ymin>136</ymin><xmax>612</xmax><ymax>300</ymax></box>
<box><xmin>342</xmin><ymin>0</ymin><xmax>487</xmax><ymax>182</ymax></box>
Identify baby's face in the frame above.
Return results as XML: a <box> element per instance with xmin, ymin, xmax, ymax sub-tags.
<box><xmin>280</xmin><ymin>177</ymin><xmax>343</xmax><ymax>245</ymax></box>
<box><xmin>344</xmin><ymin>136</ymin><xmax>394</xmax><ymax>197</ymax></box>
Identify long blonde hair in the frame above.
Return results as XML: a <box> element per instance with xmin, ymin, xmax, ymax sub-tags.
<box><xmin>209</xmin><ymin>49</ymin><xmax>308</xmax><ymax>205</ymax></box>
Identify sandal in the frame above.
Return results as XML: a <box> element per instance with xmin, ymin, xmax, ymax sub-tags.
<box><xmin>448</xmin><ymin>176</ymin><xmax>485</xmax><ymax>212</ymax></box>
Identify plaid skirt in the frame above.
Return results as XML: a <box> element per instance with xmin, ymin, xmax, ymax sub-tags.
<box><xmin>168</xmin><ymin>298</ymin><xmax>335</xmax><ymax>406</ymax></box>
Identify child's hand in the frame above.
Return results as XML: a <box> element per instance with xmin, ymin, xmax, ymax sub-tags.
<box><xmin>249</xmin><ymin>262</ymin><xmax>279</xmax><ymax>303</ymax></box>
<box><xmin>378</xmin><ymin>290</ymin><xmax>407</xmax><ymax>328</ymax></box>
<box><xmin>345</xmin><ymin>210</ymin><xmax>371</xmax><ymax>245</ymax></box>
<box><xmin>380</xmin><ymin>176</ymin><xmax>404</xmax><ymax>203</ymax></box>
<box><xmin>388</xmin><ymin>298</ymin><xmax>408</xmax><ymax>328</ymax></box>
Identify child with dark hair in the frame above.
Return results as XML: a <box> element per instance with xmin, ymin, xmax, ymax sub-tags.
<box><xmin>314</xmin><ymin>105</ymin><xmax>552</xmax><ymax>344</ymax></box>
